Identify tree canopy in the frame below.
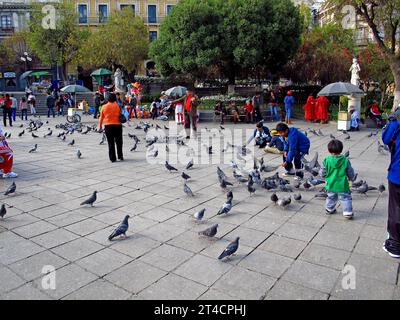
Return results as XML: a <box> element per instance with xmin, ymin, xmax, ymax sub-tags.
<box><xmin>76</xmin><ymin>8</ymin><xmax>149</xmax><ymax>77</ymax></box>
<box><xmin>150</xmin><ymin>0</ymin><xmax>303</xmax><ymax>84</ymax></box>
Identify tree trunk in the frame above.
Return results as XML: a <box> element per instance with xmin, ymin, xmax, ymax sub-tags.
<box><xmin>389</xmin><ymin>58</ymin><xmax>400</xmax><ymax>111</ymax></box>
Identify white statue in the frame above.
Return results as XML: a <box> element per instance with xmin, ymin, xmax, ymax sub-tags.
<box><xmin>349</xmin><ymin>57</ymin><xmax>361</xmax><ymax>86</ymax></box>
<box><xmin>114</xmin><ymin>68</ymin><xmax>125</xmax><ymax>93</ymax></box>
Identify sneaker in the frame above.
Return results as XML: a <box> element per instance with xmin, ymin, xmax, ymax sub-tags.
<box><xmin>3</xmin><ymin>172</ymin><xmax>18</xmax><ymax>178</ymax></box>
<box><xmin>282</xmin><ymin>170</ymin><xmax>295</xmax><ymax>177</ymax></box>
<box><xmin>382</xmin><ymin>244</ymin><xmax>400</xmax><ymax>258</ymax></box>
<box><xmin>325</xmin><ymin>208</ymin><xmax>337</xmax><ymax>215</ymax></box>
<box><xmin>343</xmin><ymin>212</ymin><xmax>353</xmax><ymax>220</ymax></box>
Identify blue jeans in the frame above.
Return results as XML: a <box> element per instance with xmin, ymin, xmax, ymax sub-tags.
<box><xmin>47</xmin><ymin>107</ymin><xmax>55</xmax><ymax>117</ymax></box>
<box><xmin>21</xmin><ymin>109</ymin><xmax>27</xmax><ymax>120</ymax></box>
<box><xmin>269</xmin><ymin>105</ymin><xmax>279</xmax><ymax>121</ymax></box>
<box><xmin>326</xmin><ymin>191</ymin><xmax>353</xmax><ymax>214</ymax></box>
<box><xmin>285</xmin><ymin>106</ymin><xmax>293</xmax><ymax>119</ymax></box>
<box><xmin>11</xmin><ymin>108</ymin><xmax>16</xmax><ymax>121</ymax></box>
<box><xmin>284</xmin><ymin>151</ymin><xmax>307</xmax><ymax>171</ymax></box>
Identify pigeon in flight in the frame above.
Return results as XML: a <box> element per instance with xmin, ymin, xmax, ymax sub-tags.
<box><xmin>108</xmin><ymin>215</ymin><xmax>130</xmax><ymax>241</ymax></box>
<box><xmin>186</xmin><ymin>159</ymin><xmax>194</xmax><ymax>170</ymax></box>
<box><xmin>80</xmin><ymin>191</ymin><xmax>97</xmax><ymax>206</ymax></box>
<box><xmin>68</xmin><ymin>139</ymin><xmax>75</xmax><ymax>146</ymax></box>
<box><xmin>18</xmin><ymin>130</ymin><xmax>25</xmax><ymax>137</ymax></box>
<box><xmin>218</xmin><ymin>237</ymin><xmax>239</xmax><ymax>260</ymax></box>
<box><xmin>198</xmin><ymin>224</ymin><xmax>218</xmax><ymax>237</ymax></box>
<box><xmin>4</xmin><ymin>182</ymin><xmax>16</xmax><ymax>196</ymax></box>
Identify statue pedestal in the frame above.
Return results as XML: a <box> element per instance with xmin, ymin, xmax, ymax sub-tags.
<box><xmin>348</xmin><ymin>95</ymin><xmax>362</xmax><ymax>114</ymax></box>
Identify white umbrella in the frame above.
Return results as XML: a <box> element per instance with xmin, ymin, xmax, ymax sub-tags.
<box><xmin>165</xmin><ymin>86</ymin><xmax>187</xmax><ymax>97</ymax></box>
<box><xmin>317</xmin><ymin>82</ymin><xmax>364</xmax><ymax>96</ymax></box>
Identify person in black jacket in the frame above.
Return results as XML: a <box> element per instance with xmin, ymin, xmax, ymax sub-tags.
<box><xmin>246</xmin><ymin>122</ymin><xmax>272</xmax><ymax>148</ymax></box>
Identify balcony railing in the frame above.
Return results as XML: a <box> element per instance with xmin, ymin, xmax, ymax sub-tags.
<box><xmin>78</xmin><ymin>16</ymin><xmax>166</xmax><ymax>25</ymax></box>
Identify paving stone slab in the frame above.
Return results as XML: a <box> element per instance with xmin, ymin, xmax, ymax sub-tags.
<box><xmin>265</xmin><ymin>280</ymin><xmax>329</xmax><ymax>300</ymax></box>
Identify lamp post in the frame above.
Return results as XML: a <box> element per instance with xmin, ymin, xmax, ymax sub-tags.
<box><xmin>20</xmin><ymin>52</ymin><xmax>32</xmax><ymax>72</ymax></box>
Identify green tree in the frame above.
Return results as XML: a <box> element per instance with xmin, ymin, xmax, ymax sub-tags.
<box><xmin>283</xmin><ymin>23</ymin><xmax>355</xmax><ymax>84</ymax></box>
<box><xmin>327</xmin><ymin>0</ymin><xmax>400</xmax><ymax>110</ymax></box>
<box><xmin>24</xmin><ymin>1</ymin><xmax>89</xmax><ymax>80</ymax></box>
<box><xmin>150</xmin><ymin>0</ymin><xmax>302</xmax><ymax>84</ymax></box>
<box><xmin>77</xmin><ymin>8</ymin><xmax>149</xmax><ymax>78</ymax></box>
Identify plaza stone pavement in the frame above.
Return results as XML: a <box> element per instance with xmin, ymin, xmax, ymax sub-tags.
<box><xmin>0</xmin><ymin>115</ymin><xmax>399</xmax><ymax>300</ymax></box>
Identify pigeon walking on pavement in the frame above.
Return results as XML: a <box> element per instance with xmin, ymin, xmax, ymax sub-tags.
<box><xmin>0</xmin><ymin>204</ymin><xmax>6</xmax><ymax>218</ymax></box>
<box><xmin>108</xmin><ymin>215</ymin><xmax>130</xmax><ymax>241</ymax></box>
<box><xmin>29</xmin><ymin>144</ymin><xmax>38</xmax><ymax>153</ymax></box>
<box><xmin>165</xmin><ymin>161</ymin><xmax>178</xmax><ymax>172</ymax></box>
<box><xmin>218</xmin><ymin>237</ymin><xmax>240</xmax><ymax>260</ymax></box>
<box><xmin>4</xmin><ymin>182</ymin><xmax>16</xmax><ymax>196</ymax></box>
<box><xmin>194</xmin><ymin>208</ymin><xmax>206</xmax><ymax>221</ymax></box>
<box><xmin>217</xmin><ymin>199</ymin><xmax>232</xmax><ymax>215</ymax></box>
<box><xmin>183</xmin><ymin>183</ymin><xmax>194</xmax><ymax>197</ymax></box>
<box><xmin>199</xmin><ymin>224</ymin><xmax>218</xmax><ymax>237</ymax></box>
<box><xmin>80</xmin><ymin>191</ymin><xmax>97</xmax><ymax>206</ymax></box>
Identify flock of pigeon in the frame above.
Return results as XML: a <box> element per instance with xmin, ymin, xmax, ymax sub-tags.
<box><xmin>0</xmin><ymin>118</ymin><xmax>389</xmax><ymax>261</ymax></box>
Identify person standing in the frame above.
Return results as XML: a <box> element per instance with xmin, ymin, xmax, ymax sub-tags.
<box><xmin>283</xmin><ymin>91</ymin><xmax>295</xmax><ymax>124</ymax></box>
<box><xmin>46</xmin><ymin>92</ymin><xmax>55</xmax><ymax>118</ymax></box>
<box><xmin>94</xmin><ymin>92</ymin><xmax>102</xmax><ymax>119</ymax></box>
<box><xmin>98</xmin><ymin>93</ymin><xmax>124</xmax><ymax>163</ymax></box>
<box><xmin>382</xmin><ymin>108</ymin><xmax>400</xmax><ymax>258</ymax></box>
<box><xmin>0</xmin><ymin>123</ymin><xmax>18</xmax><ymax>178</ymax></box>
<box><xmin>10</xmin><ymin>94</ymin><xmax>17</xmax><ymax>122</ymax></box>
<box><xmin>269</xmin><ymin>91</ymin><xmax>279</xmax><ymax>122</ymax></box>
<box><xmin>315</xmin><ymin>95</ymin><xmax>330</xmax><ymax>124</ymax></box>
<box><xmin>128</xmin><ymin>94</ymin><xmax>137</xmax><ymax>119</ymax></box>
<box><xmin>2</xmin><ymin>94</ymin><xmax>12</xmax><ymax>127</ymax></box>
<box><xmin>19</xmin><ymin>97</ymin><xmax>28</xmax><ymax>120</ymax></box>
<box><xmin>303</xmin><ymin>94</ymin><xmax>315</xmax><ymax>122</ymax></box>
<box><xmin>28</xmin><ymin>93</ymin><xmax>36</xmax><ymax>116</ymax></box>
<box><xmin>252</xmin><ymin>93</ymin><xmax>264</xmax><ymax>122</ymax></box>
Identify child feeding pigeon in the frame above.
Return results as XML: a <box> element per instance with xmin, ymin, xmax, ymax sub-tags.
<box><xmin>320</xmin><ymin>140</ymin><xmax>356</xmax><ymax>219</ymax></box>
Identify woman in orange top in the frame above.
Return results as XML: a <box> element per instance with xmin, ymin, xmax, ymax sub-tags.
<box><xmin>98</xmin><ymin>93</ymin><xmax>124</xmax><ymax>162</ymax></box>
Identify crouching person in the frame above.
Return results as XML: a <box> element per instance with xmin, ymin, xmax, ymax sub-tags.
<box><xmin>246</xmin><ymin>122</ymin><xmax>272</xmax><ymax>148</ymax></box>
<box><xmin>0</xmin><ymin>124</ymin><xmax>18</xmax><ymax>178</ymax></box>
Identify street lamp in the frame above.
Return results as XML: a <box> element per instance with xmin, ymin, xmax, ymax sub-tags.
<box><xmin>20</xmin><ymin>52</ymin><xmax>32</xmax><ymax>72</ymax></box>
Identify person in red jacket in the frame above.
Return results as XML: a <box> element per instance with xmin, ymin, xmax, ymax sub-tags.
<box><xmin>244</xmin><ymin>100</ymin><xmax>254</xmax><ymax>123</ymax></box>
<box><xmin>303</xmin><ymin>94</ymin><xmax>315</xmax><ymax>122</ymax></box>
<box><xmin>1</xmin><ymin>94</ymin><xmax>13</xmax><ymax>127</ymax></box>
<box><xmin>315</xmin><ymin>95</ymin><xmax>330</xmax><ymax>124</ymax></box>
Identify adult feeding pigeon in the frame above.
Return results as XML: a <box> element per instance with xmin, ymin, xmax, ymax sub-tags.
<box><xmin>276</xmin><ymin>123</ymin><xmax>310</xmax><ymax>177</ymax></box>
<box><xmin>218</xmin><ymin>237</ymin><xmax>239</xmax><ymax>260</ymax></box>
<box><xmin>108</xmin><ymin>215</ymin><xmax>130</xmax><ymax>241</ymax></box>
<box><xmin>382</xmin><ymin>107</ymin><xmax>400</xmax><ymax>258</ymax></box>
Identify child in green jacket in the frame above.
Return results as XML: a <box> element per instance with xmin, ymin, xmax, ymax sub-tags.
<box><xmin>320</xmin><ymin>140</ymin><xmax>356</xmax><ymax>219</ymax></box>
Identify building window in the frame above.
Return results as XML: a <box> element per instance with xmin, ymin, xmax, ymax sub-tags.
<box><xmin>0</xmin><ymin>15</ymin><xmax>12</xmax><ymax>29</ymax></box>
<box><xmin>120</xmin><ymin>4</ymin><xmax>135</xmax><ymax>14</ymax></box>
<box><xmin>148</xmin><ymin>5</ymin><xmax>157</xmax><ymax>23</ymax></box>
<box><xmin>78</xmin><ymin>4</ymin><xmax>88</xmax><ymax>24</ymax></box>
<box><xmin>98</xmin><ymin>4</ymin><xmax>108</xmax><ymax>23</ymax></box>
<box><xmin>149</xmin><ymin>31</ymin><xmax>158</xmax><ymax>42</ymax></box>
<box><xmin>166</xmin><ymin>5</ymin><xmax>174</xmax><ymax>15</ymax></box>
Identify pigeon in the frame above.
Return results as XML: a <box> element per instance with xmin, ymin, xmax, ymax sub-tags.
<box><xmin>344</xmin><ymin>150</ymin><xmax>350</xmax><ymax>158</ymax></box>
<box><xmin>218</xmin><ymin>237</ymin><xmax>239</xmax><ymax>260</ymax></box>
<box><xmin>108</xmin><ymin>215</ymin><xmax>130</xmax><ymax>241</ymax></box>
<box><xmin>208</xmin><ymin>146</ymin><xmax>213</xmax><ymax>154</ymax></box>
<box><xmin>277</xmin><ymin>196</ymin><xmax>291</xmax><ymax>209</ymax></box>
<box><xmin>217</xmin><ymin>167</ymin><xmax>228</xmax><ymax>180</ymax></box>
<box><xmin>378</xmin><ymin>184</ymin><xmax>386</xmax><ymax>193</ymax></box>
<box><xmin>314</xmin><ymin>192</ymin><xmax>328</xmax><ymax>199</ymax></box>
<box><xmin>352</xmin><ymin>179</ymin><xmax>364</xmax><ymax>188</ymax></box>
<box><xmin>181</xmin><ymin>172</ymin><xmax>191</xmax><ymax>181</ymax></box>
<box><xmin>356</xmin><ymin>182</ymin><xmax>369</xmax><ymax>195</ymax></box>
<box><xmin>344</xmin><ymin>134</ymin><xmax>350</xmax><ymax>140</ymax></box>
<box><xmin>19</xmin><ymin>124</ymin><xmax>23</xmax><ymax>128</ymax></box>
<box><xmin>227</xmin><ymin>191</ymin><xmax>233</xmax><ymax>202</ymax></box>
<box><xmin>198</xmin><ymin>224</ymin><xmax>218</xmax><ymax>237</ymax></box>
<box><xmin>217</xmin><ymin>199</ymin><xmax>232</xmax><ymax>215</ymax></box>
<box><xmin>165</xmin><ymin>161</ymin><xmax>178</xmax><ymax>172</ymax></box>
<box><xmin>152</xmin><ymin>150</ymin><xmax>159</xmax><ymax>157</ymax></box>
<box><xmin>186</xmin><ymin>159</ymin><xmax>194</xmax><ymax>170</ymax></box>
<box><xmin>80</xmin><ymin>191</ymin><xmax>97</xmax><ymax>206</ymax></box>
<box><xmin>62</xmin><ymin>135</ymin><xmax>66</xmax><ymax>141</ymax></box>
<box><xmin>32</xmin><ymin>132</ymin><xmax>39</xmax><ymax>138</ymax></box>
<box><xmin>220</xmin><ymin>125</ymin><xmax>225</xmax><ymax>130</ymax></box>
<box><xmin>29</xmin><ymin>144</ymin><xmax>38</xmax><ymax>153</ymax></box>
<box><xmin>68</xmin><ymin>139</ymin><xmax>75</xmax><ymax>146</ymax></box>
<box><xmin>183</xmin><ymin>183</ymin><xmax>194</xmax><ymax>197</ymax></box>
<box><xmin>317</xmin><ymin>129</ymin><xmax>324</xmax><ymax>136</ymax></box>
<box><xmin>194</xmin><ymin>208</ymin><xmax>206</xmax><ymax>221</ymax></box>
<box><xmin>164</xmin><ymin>125</ymin><xmax>169</xmax><ymax>130</ymax></box>
<box><xmin>4</xmin><ymin>182</ymin><xmax>16</xmax><ymax>195</ymax></box>
<box><xmin>271</xmin><ymin>193</ymin><xmax>278</xmax><ymax>204</ymax></box>
<box><xmin>130</xmin><ymin>143</ymin><xmax>137</xmax><ymax>152</ymax></box>
<box><xmin>18</xmin><ymin>130</ymin><xmax>25</xmax><ymax>137</ymax></box>
<box><xmin>77</xmin><ymin>149</ymin><xmax>82</xmax><ymax>159</ymax></box>
<box><xmin>366</xmin><ymin>132</ymin><xmax>373</xmax><ymax>138</ymax></box>
<box><xmin>308</xmin><ymin>177</ymin><xmax>325</xmax><ymax>187</ymax></box>
<box><xmin>233</xmin><ymin>171</ymin><xmax>248</xmax><ymax>183</ymax></box>
<box><xmin>165</xmin><ymin>145</ymin><xmax>169</xmax><ymax>153</ymax></box>
<box><xmin>0</xmin><ymin>204</ymin><xmax>6</xmax><ymax>218</ymax></box>
<box><xmin>293</xmin><ymin>193</ymin><xmax>302</xmax><ymax>201</ymax></box>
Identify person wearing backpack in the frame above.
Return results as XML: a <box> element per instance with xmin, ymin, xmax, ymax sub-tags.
<box><xmin>382</xmin><ymin>108</ymin><xmax>400</xmax><ymax>258</ymax></box>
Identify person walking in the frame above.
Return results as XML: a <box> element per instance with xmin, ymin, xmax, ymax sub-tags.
<box><xmin>1</xmin><ymin>94</ymin><xmax>12</xmax><ymax>127</ymax></box>
<box><xmin>94</xmin><ymin>92</ymin><xmax>102</xmax><ymax>119</ymax></box>
<box><xmin>98</xmin><ymin>93</ymin><xmax>124</xmax><ymax>163</ymax></box>
<box><xmin>10</xmin><ymin>94</ymin><xmax>17</xmax><ymax>122</ymax></box>
<box><xmin>382</xmin><ymin>108</ymin><xmax>400</xmax><ymax>258</ymax></box>
<box><xmin>46</xmin><ymin>92</ymin><xmax>55</xmax><ymax>118</ymax></box>
<box><xmin>0</xmin><ymin>123</ymin><xmax>18</xmax><ymax>178</ymax></box>
<box><xmin>283</xmin><ymin>91</ymin><xmax>295</xmax><ymax>124</ymax></box>
<box><xmin>19</xmin><ymin>97</ymin><xmax>28</xmax><ymax>120</ymax></box>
